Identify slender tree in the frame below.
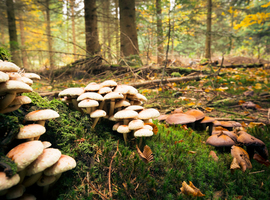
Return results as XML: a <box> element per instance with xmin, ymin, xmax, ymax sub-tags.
<box><xmin>70</xmin><ymin>0</ymin><xmax>76</xmax><ymax>59</ymax></box>
<box><xmin>84</xmin><ymin>0</ymin><xmax>100</xmax><ymax>55</ymax></box>
<box><xmin>156</xmin><ymin>0</ymin><xmax>163</xmax><ymax>63</ymax></box>
<box><xmin>119</xmin><ymin>0</ymin><xmax>139</xmax><ymax>57</ymax></box>
<box><xmin>18</xmin><ymin>13</ymin><xmax>28</xmax><ymax>69</ymax></box>
<box><xmin>6</xmin><ymin>0</ymin><xmax>21</xmax><ymax>65</ymax></box>
<box><xmin>45</xmin><ymin>0</ymin><xmax>54</xmax><ymax>72</ymax></box>
<box><xmin>205</xmin><ymin>0</ymin><xmax>212</xmax><ymax>59</ymax></box>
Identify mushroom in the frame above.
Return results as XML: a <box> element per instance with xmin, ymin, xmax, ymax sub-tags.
<box><xmin>199</xmin><ymin>116</ymin><xmax>215</xmax><ymax>134</ymax></box>
<box><xmin>184</xmin><ymin>109</ymin><xmax>205</xmax><ymax>129</ymax></box>
<box><xmin>206</xmin><ymin>133</ymin><xmax>235</xmax><ymax>152</ymax></box>
<box><xmin>0</xmin><ymin>61</ymin><xmax>20</xmax><ymax>72</ymax></box>
<box><xmin>77</xmin><ymin>92</ymin><xmax>104</xmax><ymax>111</ymax></box>
<box><xmin>0</xmin><ymin>95</ymin><xmax>32</xmax><ymax>114</ymax></box>
<box><xmin>90</xmin><ymin>109</ymin><xmax>106</xmax><ymax>128</ymax></box>
<box><xmin>5</xmin><ymin>184</ymin><xmax>25</xmax><ymax>199</ymax></box>
<box><xmin>24</xmin><ymin>109</ymin><xmax>60</xmax><ymax>127</ymax></box>
<box><xmin>125</xmin><ymin>105</ymin><xmax>144</xmax><ymax>112</ymax></box>
<box><xmin>0</xmin><ymin>71</ymin><xmax>9</xmax><ymax>83</ymax></box>
<box><xmin>103</xmin><ymin>92</ymin><xmax>124</xmax><ymax>117</ymax></box>
<box><xmin>98</xmin><ymin>86</ymin><xmax>112</xmax><ymax>96</ymax></box>
<box><xmin>237</xmin><ymin>131</ymin><xmax>267</xmax><ymax>159</ymax></box>
<box><xmin>100</xmin><ymin>80</ymin><xmax>117</xmax><ymax>89</ymax></box>
<box><xmin>21</xmin><ymin>72</ymin><xmax>41</xmax><ymax>80</ymax></box>
<box><xmin>114</xmin><ymin>99</ymin><xmax>130</xmax><ymax>112</ymax></box>
<box><xmin>117</xmin><ymin>125</ymin><xmax>131</xmax><ymax>145</ymax></box>
<box><xmin>25</xmin><ymin>148</ymin><xmax>62</xmax><ymax>176</ymax></box>
<box><xmin>78</xmin><ymin>99</ymin><xmax>99</xmax><ymax>114</ymax></box>
<box><xmin>84</xmin><ymin>82</ymin><xmax>101</xmax><ymax>92</ymax></box>
<box><xmin>138</xmin><ymin>108</ymin><xmax>160</xmax><ymax>123</ymax></box>
<box><xmin>58</xmin><ymin>87</ymin><xmax>84</xmax><ymax>113</ymax></box>
<box><xmin>0</xmin><ymin>172</ymin><xmax>20</xmax><ymax>191</ymax></box>
<box><xmin>114</xmin><ymin>109</ymin><xmax>139</xmax><ymax>125</ymax></box>
<box><xmin>6</xmin><ymin>141</ymin><xmax>44</xmax><ymax>172</ymax></box>
<box><xmin>134</xmin><ymin>128</ymin><xmax>154</xmax><ymax>150</ymax></box>
<box><xmin>0</xmin><ymin>80</ymin><xmax>32</xmax><ymax>111</ymax></box>
<box><xmin>166</xmin><ymin>113</ymin><xmax>196</xmax><ymax>127</ymax></box>
<box><xmin>17</xmin><ymin>124</ymin><xmax>46</xmax><ymax>141</ymax></box>
<box><xmin>231</xmin><ymin>145</ymin><xmax>252</xmax><ymax>172</ymax></box>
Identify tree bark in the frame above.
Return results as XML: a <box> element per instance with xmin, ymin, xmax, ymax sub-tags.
<box><xmin>114</xmin><ymin>0</ymin><xmax>120</xmax><ymax>61</ymax></box>
<box><xmin>71</xmin><ymin>0</ymin><xmax>77</xmax><ymax>59</ymax></box>
<box><xmin>119</xmin><ymin>0</ymin><xmax>139</xmax><ymax>57</ymax></box>
<box><xmin>205</xmin><ymin>0</ymin><xmax>212</xmax><ymax>60</ymax></box>
<box><xmin>156</xmin><ymin>0</ymin><xmax>163</xmax><ymax>63</ymax></box>
<box><xmin>84</xmin><ymin>0</ymin><xmax>100</xmax><ymax>55</ymax></box>
<box><xmin>6</xmin><ymin>0</ymin><xmax>21</xmax><ymax>66</ymax></box>
<box><xmin>18</xmin><ymin>14</ymin><xmax>28</xmax><ymax>69</ymax></box>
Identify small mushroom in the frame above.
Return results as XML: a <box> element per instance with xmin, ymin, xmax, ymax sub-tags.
<box><xmin>206</xmin><ymin>133</ymin><xmax>235</xmax><ymax>152</ymax></box>
<box><xmin>134</xmin><ymin>128</ymin><xmax>153</xmax><ymax>150</ymax></box>
<box><xmin>231</xmin><ymin>145</ymin><xmax>252</xmax><ymax>172</ymax></box>
<box><xmin>17</xmin><ymin>124</ymin><xmax>46</xmax><ymax>141</ymax></box>
<box><xmin>90</xmin><ymin>109</ymin><xmax>106</xmax><ymax>128</ymax></box>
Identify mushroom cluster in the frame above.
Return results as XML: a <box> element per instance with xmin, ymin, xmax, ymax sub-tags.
<box><xmin>59</xmin><ymin>80</ymin><xmax>160</xmax><ymax>146</ymax></box>
<box><xmin>158</xmin><ymin>107</ymin><xmax>269</xmax><ymax>172</ymax></box>
<box><xmin>0</xmin><ymin>60</ymin><xmax>77</xmax><ymax>199</ymax></box>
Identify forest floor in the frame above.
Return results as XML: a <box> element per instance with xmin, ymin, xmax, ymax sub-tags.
<box><xmin>34</xmin><ymin>55</ymin><xmax>270</xmax><ymax>126</ymax></box>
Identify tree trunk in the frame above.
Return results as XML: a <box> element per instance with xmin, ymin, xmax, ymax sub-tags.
<box><xmin>6</xmin><ymin>0</ymin><xmax>21</xmax><ymax>66</ymax></box>
<box><xmin>119</xmin><ymin>0</ymin><xmax>139</xmax><ymax>57</ymax></box>
<box><xmin>84</xmin><ymin>0</ymin><xmax>100</xmax><ymax>55</ymax></box>
<box><xmin>114</xmin><ymin>0</ymin><xmax>120</xmax><ymax>61</ymax></box>
<box><xmin>205</xmin><ymin>0</ymin><xmax>212</xmax><ymax>60</ymax></box>
<box><xmin>45</xmin><ymin>0</ymin><xmax>55</xmax><ymax>83</ymax></box>
<box><xmin>71</xmin><ymin>0</ymin><xmax>77</xmax><ymax>59</ymax></box>
<box><xmin>18</xmin><ymin>14</ymin><xmax>28</xmax><ymax>69</ymax></box>
<box><xmin>156</xmin><ymin>0</ymin><xmax>163</xmax><ymax>63</ymax></box>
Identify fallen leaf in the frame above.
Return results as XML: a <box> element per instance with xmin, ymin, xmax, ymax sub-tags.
<box><xmin>253</xmin><ymin>154</ymin><xmax>270</xmax><ymax>167</ymax></box>
<box><xmin>204</xmin><ymin>107</ymin><xmax>214</xmax><ymax>112</ymax></box>
<box><xmin>180</xmin><ymin>181</ymin><xmax>205</xmax><ymax>197</ymax></box>
<box><xmin>136</xmin><ymin>145</ymin><xmax>153</xmax><ymax>163</ymax></box>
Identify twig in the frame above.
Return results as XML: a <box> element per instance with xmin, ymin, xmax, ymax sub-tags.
<box><xmin>268</xmin><ymin>108</ymin><xmax>270</xmax><ymax>123</ymax></box>
<box><xmin>249</xmin><ymin>170</ymin><xmax>265</xmax><ymax>175</ymax></box>
<box><xmin>84</xmin><ymin>177</ymin><xmax>108</xmax><ymax>199</ymax></box>
<box><xmin>108</xmin><ymin>140</ymin><xmax>119</xmax><ymax>199</ymax></box>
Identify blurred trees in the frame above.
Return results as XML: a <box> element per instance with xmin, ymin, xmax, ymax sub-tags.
<box><xmin>0</xmin><ymin>0</ymin><xmax>269</xmax><ymax>69</ymax></box>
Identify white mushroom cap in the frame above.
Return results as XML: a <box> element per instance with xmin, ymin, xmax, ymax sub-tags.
<box><xmin>5</xmin><ymin>184</ymin><xmax>25</xmax><ymax>199</ymax></box>
<box><xmin>58</xmin><ymin>88</ymin><xmax>84</xmax><ymax>98</ymax></box>
<box><xmin>100</xmin><ymin>80</ymin><xmax>117</xmax><ymax>88</ymax></box>
<box><xmin>134</xmin><ymin>128</ymin><xmax>153</xmax><ymax>137</ymax></box>
<box><xmin>9</xmin><ymin>96</ymin><xmax>32</xmax><ymax>106</ymax></box>
<box><xmin>26</xmin><ymin>148</ymin><xmax>62</xmax><ymax>176</ymax></box>
<box><xmin>125</xmin><ymin>105</ymin><xmax>144</xmax><ymax>111</ymax></box>
<box><xmin>128</xmin><ymin>119</ymin><xmax>144</xmax><ymax>130</ymax></box>
<box><xmin>0</xmin><ymin>172</ymin><xmax>20</xmax><ymax>191</ymax></box>
<box><xmin>84</xmin><ymin>82</ymin><xmax>101</xmax><ymax>92</ymax></box>
<box><xmin>0</xmin><ymin>80</ymin><xmax>33</xmax><ymax>94</ymax></box>
<box><xmin>0</xmin><ymin>71</ymin><xmax>9</xmax><ymax>83</ymax></box>
<box><xmin>44</xmin><ymin>155</ymin><xmax>76</xmax><ymax>176</ymax></box>
<box><xmin>129</xmin><ymin>93</ymin><xmax>147</xmax><ymax>102</ymax></box>
<box><xmin>0</xmin><ymin>61</ymin><xmax>20</xmax><ymax>72</ymax></box>
<box><xmin>114</xmin><ymin>100</ymin><xmax>130</xmax><ymax>109</ymax></box>
<box><xmin>98</xmin><ymin>87</ymin><xmax>112</xmax><ymax>95</ymax></box>
<box><xmin>113</xmin><ymin>85</ymin><xmax>130</xmax><ymax>94</ymax></box>
<box><xmin>117</xmin><ymin>125</ymin><xmax>130</xmax><ymax>134</ymax></box>
<box><xmin>6</xmin><ymin>141</ymin><xmax>44</xmax><ymax>171</ymax></box>
<box><xmin>112</xmin><ymin>122</ymin><xmax>121</xmax><ymax>131</ymax></box>
<box><xmin>77</xmin><ymin>92</ymin><xmax>104</xmax><ymax>101</ymax></box>
<box><xmin>24</xmin><ymin>109</ymin><xmax>60</xmax><ymax>122</ymax></box>
<box><xmin>142</xmin><ymin>125</ymin><xmax>153</xmax><ymax>131</ymax></box>
<box><xmin>90</xmin><ymin>109</ymin><xmax>106</xmax><ymax>118</ymax></box>
<box><xmin>42</xmin><ymin>141</ymin><xmax>52</xmax><ymax>149</ymax></box>
<box><xmin>37</xmin><ymin>175</ymin><xmax>56</xmax><ymax>186</ymax></box>
<box><xmin>12</xmin><ymin>77</ymin><xmax>33</xmax><ymax>86</ymax></box>
<box><xmin>78</xmin><ymin>99</ymin><xmax>99</xmax><ymax>108</ymax></box>
<box><xmin>104</xmin><ymin>92</ymin><xmax>124</xmax><ymax>101</ymax></box>
<box><xmin>17</xmin><ymin>124</ymin><xmax>46</xmax><ymax>140</ymax></box>
<box><xmin>114</xmin><ymin>110</ymin><xmax>138</xmax><ymax>120</ymax></box>
<box><xmin>138</xmin><ymin>108</ymin><xmax>160</xmax><ymax>119</ymax></box>
<box><xmin>21</xmin><ymin>73</ymin><xmax>41</xmax><ymax>80</ymax></box>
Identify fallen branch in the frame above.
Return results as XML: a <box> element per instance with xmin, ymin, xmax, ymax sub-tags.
<box><xmin>249</xmin><ymin>170</ymin><xmax>265</xmax><ymax>175</ymax></box>
<box><xmin>130</xmin><ymin>75</ymin><xmax>207</xmax><ymax>88</ymax></box>
<box><xmin>214</xmin><ymin>117</ymin><xmax>269</xmax><ymax>124</ymax></box>
<box><xmin>108</xmin><ymin>140</ymin><xmax>119</xmax><ymax>199</ymax></box>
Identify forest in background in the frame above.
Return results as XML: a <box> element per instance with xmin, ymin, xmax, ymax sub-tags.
<box><xmin>0</xmin><ymin>0</ymin><xmax>270</xmax><ymax>71</ymax></box>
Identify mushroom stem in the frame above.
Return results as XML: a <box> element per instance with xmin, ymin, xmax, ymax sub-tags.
<box><xmin>0</xmin><ymin>104</ymin><xmax>21</xmax><ymax>114</ymax></box>
<box><xmin>99</xmin><ymin>101</ymin><xmax>105</xmax><ymax>110</ymax></box>
<box><xmin>109</xmin><ymin>100</ymin><xmax>116</xmax><ymax>117</ymax></box>
<box><xmin>34</xmin><ymin>120</ymin><xmax>46</xmax><ymax>140</ymax></box>
<box><xmin>72</xmin><ymin>98</ymin><xmax>83</xmax><ymax>114</ymax></box>
<box><xmin>0</xmin><ymin>92</ymin><xmax>16</xmax><ymax>110</ymax></box>
<box><xmin>92</xmin><ymin>118</ymin><xmax>100</xmax><ymax>129</ymax></box>
<box><xmin>138</xmin><ymin>137</ymin><xmax>143</xmax><ymax>150</ymax></box>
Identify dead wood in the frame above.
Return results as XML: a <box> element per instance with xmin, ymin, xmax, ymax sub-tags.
<box><xmin>214</xmin><ymin>117</ymin><xmax>269</xmax><ymax>124</ymax></box>
<box><xmin>130</xmin><ymin>75</ymin><xmax>207</xmax><ymax>88</ymax></box>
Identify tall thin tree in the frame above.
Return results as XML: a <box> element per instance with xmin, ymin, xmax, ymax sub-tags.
<box><xmin>84</xmin><ymin>0</ymin><xmax>100</xmax><ymax>55</ymax></box>
<box><xmin>119</xmin><ymin>0</ymin><xmax>139</xmax><ymax>57</ymax></box>
<box><xmin>205</xmin><ymin>0</ymin><xmax>212</xmax><ymax>60</ymax></box>
<box><xmin>156</xmin><ymin>0</ymin><xmax>163</xmax><ymax>63</ymax></box>
<box><xmin>6</xmin><ymin>0</ymin><xmax>21</xmax><ymax>65</ymax></box>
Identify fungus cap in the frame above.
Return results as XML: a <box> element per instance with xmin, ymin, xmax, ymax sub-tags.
<box><xmin>25</xmin><ymin>109</ymin><xmax>59</xmax><ymax>122</ymax></box>
<box><xmin>44</xmin><ymin>155</ymin><xmax>76</xmax><ymax>176</ymax></box>
<box><xmin>6</xmin><ymin>141</ymin><xmax>44</xmax><ymax>171</ymax></box>
<box><xmin>200</xmin><ymin>116</ymin><xmax>215</xmax><ymax>123</ymax></box>
<box><xmin>184</xmin><ymin>109</ymin><xmax>205</xmax><ymax>121</ymax></box>
<box><xmin>0</xmin><ymin>80</ymin><xmax>33</xmax><ymax>94</ymax></box>
<box><xmin>9</xmin><ymin>96</ymin><xmax>32</xmax><ymax>106</ymax></box>
<box><xmin>77</xmin><ymin>92</ymin><xmax>104</xmax><ymax>101</ymax></box>
<box><xmin>117</xmin><ymin>125</ymin><xmax>130</xmax><ymax>134</ymax></box>
<box><xmin>0</xmin><ymin>71</ymin><xmax>9</xmax><ymax>83</ymax></box>
<box><xmin>138</xmin><ymin>108</ymin><xmax>160</xmax><ymax>119</ymax></box>
<box><xmin>128</xmin><ymin>119</ymin><xmax>144</xmax><ymax>130</ymax></box>
<box><xmin>166</xmin><ymin>113</ymin><xmax>196</xmax><ymax>125</ymax></box>
<box><xmin>115</xmin><ymin>100</ymin><xmax>130</xmax><ymax>109</ymax></box>
<box><xmin>21</xmin><ymin>73</ymin><xmax>41</xmax><ymax>80</ymax></box>
<box><xmin>101</xmin><ymin>80</ymin><xmax>117</xmax><ymax>88</ymax></box>
<box><xmin>90</xmin><ymin>109</ymin><xmax>106</xmax><ymax>118</ymax></box>
<box><xmin>17</xmin><ymin>124</ymin><xmax>46</xmax><ymax>140</ymax></box>
<box><xmin>98</xmin><ymin>87</ymin><xmax>112</xmax><ymax>95</ymax></box>
<box><xmin>58</xmin><ymin>87</ymin><xmax>84</xmax><ymax>98</ymax></box>
<box><xmin>114</xmin><ymin>109</ymin><xmax>138</xmax><ymax>120</ymax></box>
<box><xmin>104</xmin><ymin>92</ymin><xmax>124</xmax><ymax>101</ymax></box>
<box><xmin>26</xmin><ymin>148</ymin><xmax>62</xmax><ymax>176</ymax></box>
<box><xmin>0</xmin><ymin>61</ymin><xmax>20</xmax><ymax>72</ymax></box>
<box><xmin>0</xmin><ymin>172</ymin><xmax>20</xmax><ymax>191</ymax></box>
<box><xmin>78</xmin><ymin>99</ymin><xmax>99</xmax><ymax>108</ymax></box>
<box><xmin>206</xmin><ymin>134</ymin><xmax>235</xmax><ymax>147</ymax></box>
<box><xmin>5</xmin><ymin>184</ymin><xmax>25</xmax><ymax>199</ymax></box>
<box><xmin>84</xmin><ymin>82</ymin><xmax>101</xmax><ymax>92</ymax></box>
<box><xmin>125</xmin><ymin>105</ymin><xmax>144</xmax><ymax>111</ymax></box>
<box><xmin>134</xmin><ymin>128</ymin><xmax>153</xmax><ymax>137</ymax></box>
<box><xmin>237</xmin><ymin>131</ymin><xmax>265</xmax><ymax>147</ymax></box>
<box><xmin>231</xmin><ymin>145</ymin><xmax>252</xmax><ymax>171</ymax></box>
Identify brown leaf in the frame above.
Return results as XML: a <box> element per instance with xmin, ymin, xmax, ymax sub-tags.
<box><xmin>136</xmin><ymin>145</ymin><xmax>153</xmax><ymax>163</ymax></box>
<box><xmin>180</xmin><ymin>181</ymin><xmax>205</xmax><ymax>197</ymax></box>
